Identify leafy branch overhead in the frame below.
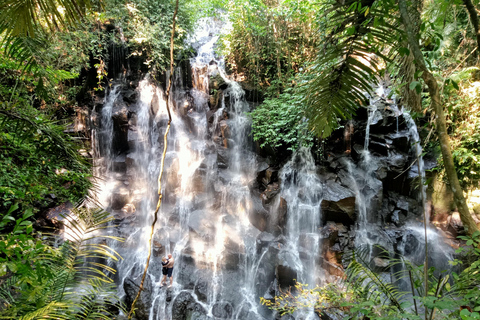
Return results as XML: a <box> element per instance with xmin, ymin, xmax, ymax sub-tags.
<box><xmin>303</xmin><ymin>0</ymin><xmax>400</xmax><ymax>138</ymax></box>
<box><xmin>0</xmin><ymin>0</ymin><xmax>93</xmax><ymax>38</ymax></box>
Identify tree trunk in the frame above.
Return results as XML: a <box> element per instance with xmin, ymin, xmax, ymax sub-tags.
<box><xmin>398</xmin><ymin>0</ymin><xmax>479</xmax><ymax>235</ymax></box>
<box><xmin>463</xmin><ymin>0</ymin><xmax>480</xmax><ymax>58</ymax></box>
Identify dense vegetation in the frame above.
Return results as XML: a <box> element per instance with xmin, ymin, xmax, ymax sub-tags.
<box><xmin>1</xmin><ymin>0</ymin><xmax>480</xmax><ymax>318</ymax></box>
<box><xmin>0</xmin><ymin>0</ymin><xmax>195</xmax><ymax>317</ymax></box>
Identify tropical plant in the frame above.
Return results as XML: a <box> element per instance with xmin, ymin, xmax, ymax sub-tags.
<box><xmin>262</xmin><ymin>240</ymin><xmax>480</xmax><ymax>319</ymax></box>
<box><xmin>0</xmin><ymin>205</ymin><xmax>125</xmax><ymax>319</ymax></box>
<box><xmin>219</xmin><ymin>0</ymin><xmax>318</xmax><ymax>92</ymax></box>
<box><xmin>0</xmin><ymin>106</ymin><xmax>92</xmax><ymax>217</ymax></box>
<box><xmin>248</xmin><ymin>86</ymin><xmax>314</xmax><ymax>152</ymax></box>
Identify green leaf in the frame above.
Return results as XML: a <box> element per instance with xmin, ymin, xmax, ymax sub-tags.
<box><xmin>451</xmin><ymin>79</ymin><xmax>459</xmax><ymax>90</ymax></box>
<box><xmin>409</xmin><ymin>81</ymin><xmax>420</xmax><ymax>90</ymax></box>
<box><xmin>399</xmin><ymin>47</ymin><xmax>410</xmax><ymax>57</ymax></box>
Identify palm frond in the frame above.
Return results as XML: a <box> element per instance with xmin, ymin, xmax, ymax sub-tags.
<box><xmin>58</xmin><ymin>207</ymin><xmax>123</xmax><ymax>286</ymax></box>
<box><xmin>0</xmin><ymin>206</ymin><xmax>124</xmax><ymax>318</ymax></box>
<box><xmin>303</xmin><ymin>0</ymin><xmax>401</xmax><ymax>138</ymax></box>
<box><xmin>0</xmin><ymin>275</ymin><xmax>18</xmax><ymax>307</ymax></box>
<box><xmin>0</xmin><ymin>0</ymin><xmax>92</xmax><ymax>38</ymax></box>
<box><xmin>0</xmin><ymin>107</ymin><xmax>90</xmax><ymax>171</ymax></box>
<box><xmin>17</xmin><ymin>302</ymin><xmax>70</xmax><ymax>320</ymax></box>
<box><xmin>66</xmin><ymin>279</ymin><xmax>126</xmax><ymax>320</ymax></box>
<box><xmin>344</xmin><ymin>245</ymin><xmax>406</xmax><ymax>311</ymax></box>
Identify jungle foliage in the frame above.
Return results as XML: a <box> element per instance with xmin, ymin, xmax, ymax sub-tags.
<box><xmin>227</xmin><ymin>0</ymin><xmax>480</xmax><ymax>188</ymax></box>
<box><xmin>0</xmin><ymin>206</ymin><xmax>125</xmax><ymax>319</ymax></box>
<box><xmin>262</xmin><ymin>234</ymin><xmax>480</xmax><ymax>319</ymax></box>
<box><xmin>0</xmin><ymin>0</ymin><xmax>197</xmax><ymax>318</ymax></box>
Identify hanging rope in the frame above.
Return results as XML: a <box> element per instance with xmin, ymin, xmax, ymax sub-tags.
<box><xmin>127</xmin><ymin>0</ymin><xmax>178</xmax><ymax>318</ymax></box>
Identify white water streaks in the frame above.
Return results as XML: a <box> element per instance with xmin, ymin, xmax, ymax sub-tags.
<box><xmin>279</xmin><ymin>147</ymin><xmax>325</xmax><ymax>286</ymax></box>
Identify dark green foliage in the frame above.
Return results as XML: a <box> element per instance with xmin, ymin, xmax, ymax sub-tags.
<box><xmin>219</xmin><ymin>0</ymin><xmax>318</xmax><ymax>91</ymax></box>
<box><xmin>0</xmin><ymin>106</ymin><xmax>92</xmax><ymax>217</ymax></box>
<box><xmin>248</xmin><ymin>88</ymin><xmax>314</xmax><ymax>151</ymax></box>
<box><xmin>303</xmin><ymin>0</ymin><xmax>400</xmax><ymax>138</ymax></box>
<box><xmin>0</xmin><ymin>206</ymin><xmax>125</xmax><ymax>319</ymax></box>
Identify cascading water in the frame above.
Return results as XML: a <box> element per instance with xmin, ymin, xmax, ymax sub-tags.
<box><xmin>342</xmin><ymin>95</ymin><xmax>455</xmax><ymax>288</ymax></box>
<box><xmin>278</xmin><ymin>148</ymin><xmax>324</xmax><ymax>286</ymax></box>
<box><xmin>93</xmin><ymin>18</ymin><xmax>282</xmax><ymax>320</ymax></box>
<box><xmin>90</xmin><ymin>16</ymin><xmax>459</xmax><ymax>320</ymax></box>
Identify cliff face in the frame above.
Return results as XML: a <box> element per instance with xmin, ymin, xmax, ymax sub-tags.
<box><xmin>73</xmin><ymin>26</ymin><xmax>459</xmax><ymax>319</ymax></box>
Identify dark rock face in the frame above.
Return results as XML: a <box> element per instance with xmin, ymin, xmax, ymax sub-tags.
<box><xmin>321</xmin><ymin>180</ymin><xmax>356</xmax><ymax>225</ymax></box>
<box><xmin>171</xmin><ymin>291</ymin><xmax>208</xmax><ymax>320</ymax></box>
<box><xmin>123</xmin><ymin>265</ymin><xmax>153</xmax><ymax>320</ymax></box>
<box><xmin>89</xmin><ymin>26</ymin><xmax>438</xmax><ymax>320</ymax></box>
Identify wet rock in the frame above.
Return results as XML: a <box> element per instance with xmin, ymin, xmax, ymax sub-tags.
<box><xmin>276</xmin><ymin>197</ymin><xmax>288</xmax><ymax>234</ymax></box>
<box><xmin>261</xmin><ymin>183</ymin><xmax>280</xmax><ymax>205</ymax></box>
<box><xmin>262</xmin><ymin>168</ymin><xmax>278</xmax><ymax>187</ymax></box>
<box><xmin>111</xmin><ymin>99</ymin><xmax>130</xmax><ymax>153</ymax></box>
<box><xmin>447</xmin><ymin>212</ymin><xmax>464</xmax><ymax>236</ymax></box>
<box><xmin>276</xmin><ymin>263</ymin><xmax>297</xmax><ymax>289</ymax></box>
<box><xmin>112</xmin><ymin>154</ymin><xmax>127</xmax><ymax>173</ymax></box>
<box><xmin>386</xmin><ymin>131</ymin><xmax>410</xmax><ymax>153</ymax></box>
<box><xmin>390</xmin><ymin>209</ymin><xmax>407</xmax><ymax>226</ymax></box>
<box><xmin>122</xmin><ymin>88</ymin><xmax>137</xmax><ymax>104</ymax></box>
<box><xmin>219</xmin><ymin>120</ymin><xmax>230</xmax><ymax>138</ymax></box>
<box><xmin>127</xmin><ymin>127</ymin><xmax>139</xmax><ymax>151</ymax></box>
<box><xmin>321</xmin><ymin>180</ymin><xmax>356</xmax><ymax>225</ymax></box>
<box><xmin>386</xmin><ymin>150</ymin><xmax>408</xmax><ymax>170</ymax></box>
<box><xmin>111</xmin><ymin>187</ymin><xmax>130</xmax><ymax>210</ymax></box>
<box><xmin>217</xmin><ymin>147</ymin><xmax>229</xmax><ymax>168</ymax></box>
<box><xmin>255</xmin><ymin>245</ymin><xmax>279</xmax><ymax>302</ymax></box>
<box><xmin>171</xmin><ymin>291</ymin><xmax>208</xmax><ymax>320</ymax></box>
<box><xmin>123</xmin><ymin>266</ymin><xmax>153</xmax><ymax>320</ymax></box>
<box><xmin>209</xmin><ymin>72</ymin><xmax>227</xmax><ymax>91</ymax></box>
<box><xmin>276</xmin><ymin>252</ymin><xmax>298</xmax><ymax>289</ymax></box>
<box><xmin>237</xmin><ymin>304</ymin><xmax>269</xmax><ymax>320</ymax></box>
<box><xmin>191</xmin><ymin>167</ymin><xmax>207</xmax><ymax>192</ymax></box>
<box><xmin>222</xmin><ymin>231</ymin><xmax>245</xmax><ymax>270</ymax></box>
<box><xmin>322</xmin><ymin>309</ymin><xmax>347</xmax><ymax>320</ymax></box>
<box><xmin>255</xmin><ymin>162</ymin><xmax>270</xmax><ymax>186</ymax></box>
<box><xmin>188</xmin><ymin>210</ymin><xmax>215</xmax><ymax>240</ymax></box>
<box><xmin>249</xmin><ymin>192</ymin><xmax>269</xmax><ymax>232</ymax></box>
<box><xmin>194</xmin><ymin>276</ymin><xmax>209</xmax><ymax>302</ymax></box>
<box><xmin>256</xmin><ymin>232</ymin><xmax>276</xmax><ymax>250</ymax></box>
<box><xmin>212</xmin><ymin>301</ymin><xmax>233</xmax><ymax>318</ymax></box>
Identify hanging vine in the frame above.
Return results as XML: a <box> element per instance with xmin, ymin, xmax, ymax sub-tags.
<box><xmin>126</xmin><ymin>0</ymin><xmax>179</xmax><ymax>318</ymax></box>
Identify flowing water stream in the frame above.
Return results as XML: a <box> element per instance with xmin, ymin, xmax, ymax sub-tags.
<box><xmin>91</xmin><ymin>18</ymin><xmax>455</xmax><ymax>320</ymax></box>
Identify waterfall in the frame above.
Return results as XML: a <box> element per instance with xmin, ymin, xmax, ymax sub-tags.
<box><xmin>401</xmin><ymin>110</ymin><xmax>455</xmax><ymax>275</ymax></box>
<box><xmin>89</xmin><ymin>16</ymin><xmax>458</xmax><ymax>320</ymax></box>
<box><xmin>278</xmin><ymin>148</ymin><xmax>324</xmax><ymax>286</ymax></box>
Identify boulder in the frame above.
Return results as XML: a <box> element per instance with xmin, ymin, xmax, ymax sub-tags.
<box><xmin>321</xmin><ymin>180</ymin><xmax>356</xmax><ymax>225</ymax></box>
<box><xmin>111</xmin><ymin>99</ymin><xmax>130</xmax><ymax>154</ymax></box>
<box><xmin>217</xmin><ymin>147</ymin><xmax>229</xmax><ymax>168</ymax></box>
<box><xmin>123</xmin><ymin>266</ymin><xmax>153</xmax><ymax>320</ymax></box>
<box><xmin>248</xmin><ymin>192</ymin><xmax>269</xmax><ymax>232</ymax></box>
<box><xmin>261</xmin><ymin>183</ymin><xmax>280</xmax><ymax>205</ymax></box>
<box><xmin>276</xmin><ymin>252</ymin><xmax>298</xmax><ymax>289</ymax></box>
<box><xmin>171</xmin><ymin>291</ymin><xmax>208</xmax><ymax>320</ymax></box>
<box><xmin>112</xmin><ymin>154</ymin><xmax>127</xmax><ymax>173</ymax></box>
<box><xmin>212</xmin><ymin>301</ymin><xmax>234</xmax><ymax>318</ymax></box>
<box><xmin>111</xmin><ymin>187</ymin><xmax>130</xmax><ymax>210</ymax></box>
<box><xmin>188</xmin><ymin>210</ymin><xmax>215</xmax><ymax>240</ymax></box>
